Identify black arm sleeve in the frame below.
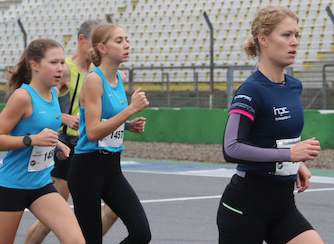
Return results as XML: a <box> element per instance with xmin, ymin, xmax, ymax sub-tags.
<box><xmin>223</xmin><ymin>113</ymin><xmax>290</xmax><ymax>164</ymax></box>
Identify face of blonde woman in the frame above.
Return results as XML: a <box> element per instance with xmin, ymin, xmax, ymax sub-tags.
<box><xmin>261</xmin><ymin>17</ymin><xmax>299</xmax><ymax>67</ymax></box>
<box><xmin>104</xmin><ymin>27</ymin><xmax>130</xmax><ymax>63</ymax></box>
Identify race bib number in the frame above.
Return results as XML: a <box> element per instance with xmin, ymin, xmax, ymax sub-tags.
<box><xmin>275</xmin><ymin>137</ymin><xmax>301</xmax><ymax>176</ymax></box>
<box><xmin>98</xmin><ymin>120</ymin><xmax>124</xmax><ymax>148</ymax></box>
<box><xmin>28</xmin><ymin>146</ymin><xmax>55</xmax><ymax>172</ymax></box>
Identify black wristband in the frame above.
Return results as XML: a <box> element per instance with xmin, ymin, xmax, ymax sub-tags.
<box><xmin>125</xmin><ymin>121</ymin><xmax>130</xmax><ymax>130</ymax></box>
<box><xmin>23</xmin><ymin>133</ymin><xmax>32</xmax><ymax>147</ymax></box>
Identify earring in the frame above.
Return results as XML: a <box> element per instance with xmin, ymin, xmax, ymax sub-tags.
<box><xmin>264</xmin><ymin>46</ymin><xmax>267</xmax><ymax>50</ymax></box>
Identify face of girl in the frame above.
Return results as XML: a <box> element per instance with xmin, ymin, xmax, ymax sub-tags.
<box><xmin>36</xmin><ymin>47</ymin><xmax>65</xmax><ymax>87</ymax></box>
<box><xmin>103</xmin><ymin>27</ymin><xmax>130</xmax><ymax>63</ymax></box>
<box><xmin>261</xmin><ymin>17</ymin><xmax>299</xmax><ymax>67</ymax></box>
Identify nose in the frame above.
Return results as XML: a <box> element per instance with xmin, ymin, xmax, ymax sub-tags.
<box><xmin>292</xmin><ymin>36</ymin><xmax>299</xmax><ymax>47</ymax></box>
<box><xmin>58</xmin><ymin>63</ymin><xmax>64</xmax><ymax>72</ymax></box>
<box><xmin>124</xmin><ymin>41</ymin><xmax>130</xmax><ymax>50</ymax></box>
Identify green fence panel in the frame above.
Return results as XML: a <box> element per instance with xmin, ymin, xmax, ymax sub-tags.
<box><xmin>1</xmin><ymin>104</ymin><xmax>333</xmax><ymax>148</ymax></box>
<box><xmin>125</xmin><ymin>108</ymin><xmax>227</xmax><ymax>144</ymax></box>
<box><xmin>125</xmin><ymin>108</ymin><xmax>334</xmax><ymax>149</ymax></box>
<box><xmin>302</xmin><ymin>110</ymin><xmax>334</xmax><ymax>149</ymax></box>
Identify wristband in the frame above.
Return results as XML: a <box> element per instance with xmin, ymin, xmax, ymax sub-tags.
<box><xmin>125</xmin><ymin>121</ymin><xmax>130</xmax><ymax>130</ymax></box>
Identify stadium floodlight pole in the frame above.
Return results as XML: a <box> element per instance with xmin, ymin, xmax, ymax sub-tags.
<box><xmin>324</xmin><ymin>6</ymin><xmax>334</xmax><ymax>110</ymax></box>
<box><xmin>203</xmin><ymin>11</ymin><xmax>214</xmax><ymax>109</ymax></box>
<box><xmin>17</xmin><ymin>18</ymin><xmax>27</xmax><ymax>48</ymax></box>
<box><xmin>325</xmin><ymin>5</ymin><xmax>334</xmax><ymax>25</ymax></box>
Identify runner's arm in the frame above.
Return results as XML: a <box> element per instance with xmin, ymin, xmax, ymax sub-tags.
<box><xmin>223</xmin><ymin>113</ymin><xmax>290</xmax><ymax>163</ymax></box>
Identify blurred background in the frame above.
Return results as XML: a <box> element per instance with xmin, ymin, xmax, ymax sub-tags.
<box><xmin>0</xmin><ymin>0</ymin><xmax>333</xmax><ymax>109</ymax></box>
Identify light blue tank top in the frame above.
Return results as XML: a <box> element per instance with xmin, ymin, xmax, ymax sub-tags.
<box><xmin>0</xmin><ymin>84</ymin><xmax>62</xmax><ymax>189</ymax></box>
<box><xmin>75</xmin><ymin>68</ymin><xmax>128</xmax><ymax>154</ymax></box>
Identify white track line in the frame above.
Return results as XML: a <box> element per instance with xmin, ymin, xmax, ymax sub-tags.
<box><xmin>141</xmin><ymin>188</ymin><xmax>334</xmax><ymax>204</ymax></box>
<box><xmin>24</xmin><ymin>187</ymin><xmax>334</xmax><ymax>212</ymax></box>
<box><xmin>295</xmin><ymin>187</ymin><xmax>334</xmax><ymax>193</ymax></box>
<box><xmin>124</xmin><ymin>169</ymin><xmax>334</xmax><ymax>184</ymax></box>
<box><xmin>140</xmin><ymin>195</ymin><xmax>221</xmax><ymax>203</ymax></box>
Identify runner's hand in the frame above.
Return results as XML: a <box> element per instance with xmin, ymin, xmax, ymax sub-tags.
<box><xmin>56</xmin><ymin>141</ymin><xmax>70</xmax><ymax>160</ymax></box>
<box><xmin>31</xmin><ymin>128</ymin><xmax>58</xmax><ymax>147</ymax></box>
<box><xmin>128</xmin><ymin>117</ymin><xmax>146</xmax><ymax>133</ymax></box>
<box><xmin>64</xmin><ymin>114</ymin><xmax>79</xmax><ymax>130</ymax></box>
<box><xmin>129</xmin><ymin>88</ymin><xmax>149</xmax><ymax>113</ymax></box>
<box><xmin>296</xmin><ymin>162</ymin><xmax>311</xmax><ymax>193</ymax></box>
<box><xmin>290</xmin><ymin>137</ymin><xmax>320</xmax><ymax>162</ymax></box>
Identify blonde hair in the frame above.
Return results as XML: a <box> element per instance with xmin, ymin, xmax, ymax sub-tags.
<box><xmin>243</xmin><ymin>5</ymin><xmax>299</xmax><ymax>58</ymax></box>
<box><xmin>6</xmin><ymin>39</ymin><xmax>63</xmax><ymax>94</ymax></box>
<box><xmin>90</xmin><ymin>23</ymin><xmax>122</xmax><ymax>66</ymax></box>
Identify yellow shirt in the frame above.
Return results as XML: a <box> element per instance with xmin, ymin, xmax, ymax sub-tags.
<box><xmin>58</xmin><ymin>57</ymin><xmax>88</xmax><ymax>137</ymax></box>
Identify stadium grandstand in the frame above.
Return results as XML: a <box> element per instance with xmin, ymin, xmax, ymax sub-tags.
<box><xmin>0</xmin><ymin>0</ymin><xmax>333</xmax><ymax>109</ymax></box>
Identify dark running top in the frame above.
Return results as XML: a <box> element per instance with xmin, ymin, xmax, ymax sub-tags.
<box><xmin>223</xmin><ymin>70</ymin><xmax>304</xmax><ymax>181</ymax></box>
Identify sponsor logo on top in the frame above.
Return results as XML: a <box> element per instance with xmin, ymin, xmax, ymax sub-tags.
<box><xmin>273</xmin><ymin>106</ymin><xmax>291</xmax><ymax>121</ymax></box>
<box><xmin>234</xmin><ymin>94</ymin><xmax>252</xmax><ymax>101</ymax></box>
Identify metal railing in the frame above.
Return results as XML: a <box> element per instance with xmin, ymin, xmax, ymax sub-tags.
<box><xmin>120</xmin><ymin>65</ymin><xmax>296</xmax><ymax>109</ymax></box>
<box><xmin>322</xmin><ymin>63</ymin><xmax>334</xmax><ymax>110</ymax></box>
<box><xmin>2</xmin><ymin>64</ymin><xmax>332</xmax><ymax>110</ymax></box>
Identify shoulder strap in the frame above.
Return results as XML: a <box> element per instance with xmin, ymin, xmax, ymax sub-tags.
<box><xmin>62</xmin><ymin>73</ymin><xmax>81</xmax><ymax>135</ymax></box>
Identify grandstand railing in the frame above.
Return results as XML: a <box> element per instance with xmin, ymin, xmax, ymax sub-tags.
<box><xmin>120</xmin><ymin>65</ymin><xmax>294</xmax><ymax>109</ymax></box>
<box><xmin>2</xmin><ymin>65</ymin><xmax>333</xmax><ymax>110</ymax></box>
<box><xmin>322</xmin><ymin>63</ymin><xmax>334</xmax><ymax>109</ymax></box>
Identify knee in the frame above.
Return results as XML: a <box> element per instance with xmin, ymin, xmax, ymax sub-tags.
<box><xmin>103</xmin><ymin>206</ymin><xmax>118</xmax><ymax>221</ymax></box>
<box><xmin>130</xmin><ymin>228</ymin><xmax>151</xmax><ymax>244</ymax></box>
<box><xmin>25</xmin><ymin>221</ymin><xmax>51</xmax><ymax>243</ymax></box>
<box><xmin>142</xmin><ymin>231</ymin><xmax>152</xmax><ymax>244</ymax></box>
<box><xmin>59</xmin><ymin>230</ymin><xmax>86</xmax><ymax>244</ymax></box>
<box><xmin>61</xmin><ymin>236</ymin><xmax>86</xmax><ymax>244</ymax></box>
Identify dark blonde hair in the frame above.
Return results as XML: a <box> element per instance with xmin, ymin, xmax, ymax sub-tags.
<box><xmin>243</xmin><ymin>5</ymin><xmax>299</xmax><ymax>58</ymax></box>
<box><xmin>6</xmin><ymin>38</ymin><xmax>63</xmax><ymax>94</ymax></box>
<box><xmin>90</xmin><ymin>23</ymin><xmax>122</xmax><ymax>66</ymax></box>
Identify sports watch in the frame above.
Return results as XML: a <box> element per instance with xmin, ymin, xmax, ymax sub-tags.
<box><xmin>23</xmin><ymin>133</ymin><xmax>32</xmax><ymax>147</ymax></box>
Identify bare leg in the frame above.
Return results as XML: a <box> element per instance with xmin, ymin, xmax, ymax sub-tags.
<box><xmin>26</xmin><ymin>177</ymin><xmax>118</xmax><ymax>242</ymax></box>
<box><xmin>102</xmin><ymin>204</ymin><xmax>118</xmax><ymax>235</ymax></box>
<box><xmin>288</xmin><ymin>230</ymin><xmax>324</xmax><ymax>244</ymax></box>
<box><xmin>0</xmin><ymin>211</ymin><xmax>24</xmax><ymax>244</ymax></box>
<box><xmin>25</xmin><ymin>177</ymin><xmax>69</xmax><ymax>244</ymax></box>
<box><xmin>29</xmin><ymin>192</ymin><xmax>84</xmax><ymax>244</ymax></box>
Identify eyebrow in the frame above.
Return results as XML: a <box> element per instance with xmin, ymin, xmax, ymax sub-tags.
<box><xmin>48</xmin><ymin>58</ymin><xmax>65</xmax><ymax>61</ymax></box>
<box><xmin>281</xmin><ymin>29</ymin><xmax>299</xmax><ymax>33</ymax></box>
<box><xmin>114</xmin><ymin>36</ymin><xmax>128</xmax><ymax>40</ymax></box>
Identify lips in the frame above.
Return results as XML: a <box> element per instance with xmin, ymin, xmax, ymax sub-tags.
<box><xmin>54</xmin><ymin>75</ymin><xmax>61</xmax><ymax>80</ymax></box>
<box><xmin>288</xmin><ymin>51</ymin><xmax>296</xmax><ymax>55</ymax></box>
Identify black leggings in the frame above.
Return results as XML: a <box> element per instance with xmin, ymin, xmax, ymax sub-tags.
<box><xmin>217</xmin><ymin>174</ymin><xmax>313</xmax><ymax>244</ymax></box>
<box><xmin>68</xmin><ymin>151</ymin><xmax>151</xmax><ymax>244</ymax></box>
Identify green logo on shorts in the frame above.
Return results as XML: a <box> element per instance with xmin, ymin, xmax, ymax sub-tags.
<box><xmin>277</xmin><ymin>162</ymin><xmax>283</xmax><ymax>170</ymax></box>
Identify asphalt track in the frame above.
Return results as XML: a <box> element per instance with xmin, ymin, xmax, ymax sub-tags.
<box><xmin>8</xmin><ymin>158</ymin><xmax>334</xmax><ymax>243</ymax></box>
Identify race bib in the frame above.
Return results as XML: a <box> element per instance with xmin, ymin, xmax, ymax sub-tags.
<box><xmin>98</xmin><ymin>120</ymin><xmax>124</xmax><ymax>148</ymax></box>
<box><xmin>275</xmin><ymin>137</ymin><xmax>301</xmax><ymax>176</ymax></box>
<box><xmin>28</xmin><ymin>146</ymin><xmax>55</xmax><ymax>172</ymax></box>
